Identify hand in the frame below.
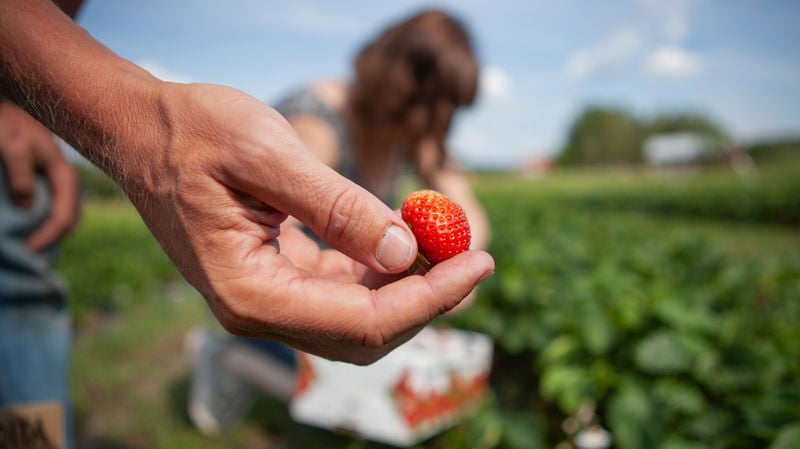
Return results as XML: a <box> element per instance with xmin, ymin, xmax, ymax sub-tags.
<box><xmin>0</xmin><ymin>100</ymin><xmax>80</xmax><ymax>251</ymax></box>
<box><xmin>122</xmin><ymin>83</ymin><xmax>494</xmax><ymax>364</ymax></box>
<box><xmin>0</xmin><ymin>0</ymin><xmax>493</xmax><ymax>364</ymax></box>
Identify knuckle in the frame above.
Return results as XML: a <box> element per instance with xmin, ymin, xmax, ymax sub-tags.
<box><xmin>321</xmin><ymin>187</ymin><xmax>363</xmax><ymax>245</ymax></box>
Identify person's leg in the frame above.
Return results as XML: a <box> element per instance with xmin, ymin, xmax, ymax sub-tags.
<box><xmin>225</xmin><ymin>338</ymin><xmax>296</xmax><ymax>402</ymax></box>
<box><xmin>0</xmin><ymin>302</ymin><xmax>73</xmax><ymax>449</ymax></box>
<box><xmin>186</xmin><ymin>328</ymin><xmax>256</xmax><ymax>434</ymax></box>
<box><xmin>185</xmin><ymin>328</ymin><xmax>297</xmax><ymax>434</ymax></box>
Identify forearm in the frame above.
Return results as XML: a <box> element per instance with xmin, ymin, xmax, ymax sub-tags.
<box><xmin>0</xmin><ymin>0</ymin><xmax>166</xmax><ymax>184</ymax></box>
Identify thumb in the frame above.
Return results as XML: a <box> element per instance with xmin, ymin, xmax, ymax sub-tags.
<box><xmin>282</xmin><ymin>161</ymin><xmax>418</xmax><ymax>273</ymax></box>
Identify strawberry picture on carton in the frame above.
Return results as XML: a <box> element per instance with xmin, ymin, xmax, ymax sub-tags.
<box><xmin>289</xmin><ymin>328</ymin><xmax>493</xmax><ymax>447</ymax></box>
<box><xmin>392</xmin><ymin>368</ymin><xmax>489</xmax><ymax>431</ymax></box>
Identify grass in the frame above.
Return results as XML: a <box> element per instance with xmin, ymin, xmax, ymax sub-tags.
<box><xmin>58</xmin><ymin>199</ymin><xmax>180</xmax><ymax>324</ymax></box>
<box><xmin>70</xmin><ymin>283</ymin><xmax>201</xmax><ymax>447</ymax></box>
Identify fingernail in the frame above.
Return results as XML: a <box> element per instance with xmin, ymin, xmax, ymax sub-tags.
<box><xmin>377</xmin><ymin>225</ymin><xmax>415</xmax><ymax>271</ymax></box>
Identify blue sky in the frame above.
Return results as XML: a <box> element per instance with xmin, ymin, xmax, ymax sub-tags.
<box><xmin>75</xmin><ymin>0</ymin><xmax>800</xmax><ymax>169</ymax></box>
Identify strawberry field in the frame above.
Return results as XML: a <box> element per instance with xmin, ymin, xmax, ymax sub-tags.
<box><xmin>62</xmin><ymin>164</ymin><xmax>800</xmax><ymax>449</ymax></box>
<box><xmin>446</xmin><ymin>167</ymin><xmax>800</xmax><ymax>449</ymax></box>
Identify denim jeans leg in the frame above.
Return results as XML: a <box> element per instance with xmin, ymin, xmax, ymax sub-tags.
<box><xmin>0</xmin><ymin>303</ymin><xmax>73</xmax><ymax>449</ymax></box>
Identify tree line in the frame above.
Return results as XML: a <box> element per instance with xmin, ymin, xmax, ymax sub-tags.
<box><xmin>557</xmin><ymin>106</ymin><xmax>729</xmax><ymax>166</ymax></box>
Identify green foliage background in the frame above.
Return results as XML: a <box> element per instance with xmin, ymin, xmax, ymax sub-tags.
<box><xmin>61</xmin><ymin>161</ymin><xmax>800</xmax><ymax>448</ymax></box>
<box><xmin>448</xmin><ymin>169</ymin><xmax>800</xmax><ymax>449</ymax></box>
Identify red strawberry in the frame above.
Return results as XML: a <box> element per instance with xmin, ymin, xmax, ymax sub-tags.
<box><xmin>401</xmin><ymin>190</ymin><xmax>471</xmax><ymax>270</ymax></box>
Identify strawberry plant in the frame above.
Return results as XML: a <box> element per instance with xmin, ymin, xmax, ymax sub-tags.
<box><xmin>444</xmin><ymin>183</ymin><xmax>800</xmax><ymax>449</ymax></box>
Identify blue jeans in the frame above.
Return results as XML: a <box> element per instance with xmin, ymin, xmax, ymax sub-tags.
<box><xmin>0</xmin><ymin>166</ymin><xmax>73</xmax><ymax>448</ymax></box>
<box><xmin>0</xmin><ymin>297</ymin><xmax>73</xmax><ymax>449</ymax></box>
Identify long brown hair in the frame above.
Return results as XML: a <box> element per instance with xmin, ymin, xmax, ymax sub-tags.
<box><xmin>350</xmin><ymin>10</ymin><xmax>479</xmax><ymax>147</ymax></box>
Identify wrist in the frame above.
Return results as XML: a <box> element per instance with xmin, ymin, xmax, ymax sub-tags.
<box><xmin>46</xmin><ymin>61</ymin><xmax>171</xmax><ymax>198</ymax></box>
<box><xmin>87</xmin><ymin>66</ymin><xmax>170</xmax><ymax>189</ymax></box>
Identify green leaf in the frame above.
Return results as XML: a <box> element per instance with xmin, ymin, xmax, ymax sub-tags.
<box><xmin>745</xmin><ymin>390</ymin><xmax>800</xmax><ymax>437</ymax></box>
<box><xmin>579</xmin><ymin>302</ymin><xmax>616</xmax><ymax>355</ymax></box>
<box><xmin>501</xmin><ymin>411</ymin><xmax>547</xmax><ymax>449</ymax></box>
<box><xmin>608</xmin><ymin>381</ymin><xmax>656</xmax><ymax>449</ymax></box>
<box><xmin>589</xmin><ymin>358</ymin><xmax>618</xmax><ymax>392</ymax></box>
<box><xmin>635</xmin><ymin>331</ymin><xmax>691</xmax><ymax>374</ymax></box>
<box><xmin>769</xmin><ymin>423</ymin><xmax>800</xmax><ymax>449</ymax></box>
<box><xmin>500</xmin><ymin>269</ymin><xmax>527</xmax><ymax>304</ymax></box>
<box><xmin>540</xmin><ymin>365</ymin><xmax>593</xmax><ymax>413</ymax></box>
<box><xmin>653</xmin><ymin>379</ymin><xmax>706</xmax><ymax>414</ymax></box>
<box><xmin>684</xmin><ymin>408</ymin><xmax>737</xmax><ymax>439</ymax></box>
<box><xmin>654</xmin><ymin>294</ymin><xmax>717</xmax><ymax>333</ymax></box>
<box><xmin>539</xmin><ymin>335</ymin><xmax>581</xmax><ymax>365</ymax></box>
<box><xmin>610</xmin><ymin>290</ymin><xmax>650</xmax><ymax>331</ymax></box>
<box><xmin>657</xmin><ymin>436</ymin><xmax>706</xmax><ymax>449</ymax></box>
<box><xmin>468</xmin><ymin>407</ymin><xmax>504</xmax><ymax>449</ymax></box>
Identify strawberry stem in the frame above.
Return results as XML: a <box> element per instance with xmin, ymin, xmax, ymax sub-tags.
<box><xmin>408</xmin><ymin>252</ymin><xmax>432</xmax><ymax>275</ymax></box>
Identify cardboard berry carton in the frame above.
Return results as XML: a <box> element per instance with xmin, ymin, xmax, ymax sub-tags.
<box><xmin>289</xmin><ymin>327</ymin><xmax>493</xmax><ymax>447</ymax></box>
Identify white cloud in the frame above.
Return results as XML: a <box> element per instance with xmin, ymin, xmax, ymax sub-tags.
<box><xmin>645</xmin><ymin>46</ymin><xmax>702</xmax><ymax>78</ymax></box>
<box><xmin>565</xmin><ymin>0</ymin><xmax>705</xmax><ymax>83</ymax></box>
<box><xmin>479</xmin><ymin>65</ymin><xmax>512</xmax><ymax>100</ymax></box>
<box><xmin>565</xmin><ymin>29</ymin><xmax>643</xmax><ymax>81</ymax></box>
<box><xmin>136</xmin><ymin>59</ymin><xmax>194</xmax><ymax>84</ymax></box>
<box><xmin>565</xmin><ymin>0</ymin><xmax>701</xmax><ymax>82</ymax></box>
<box><xmin>565</xmin><ymin>51</ymin><xmax>594</xmax><ymax>82</ymax></box>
